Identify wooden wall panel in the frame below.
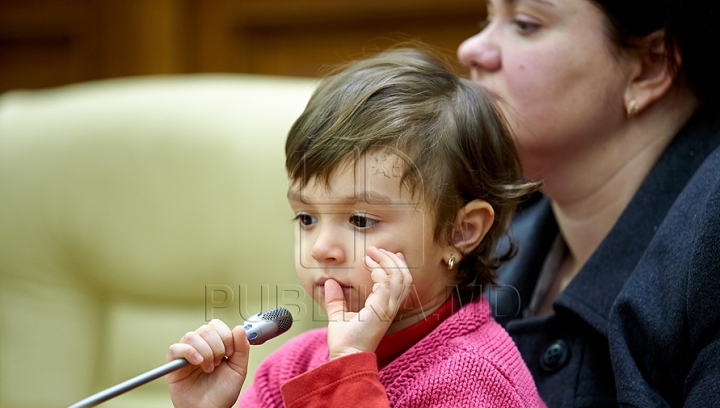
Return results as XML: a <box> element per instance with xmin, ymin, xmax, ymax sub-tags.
<box><xmin>235</xmin><ymin>18</ymin><xmax>481</xmax><ymax>77</ymax></box>
<box><xmin>98</xmin><ymin>0</ymin><xmax>189</xmax><ymax>77</ymax></box>
<box><xmin>194</xmin><ymin>0</ymin><xmax>484</xmax><ymax>77</ymax></box>
<box><xmin>0</xmin><ymin>0</ymin><xmax>486</xmax><ymax>94</ymax></box>
<box><xmin>0</xmin><ymin>0</ymin><xmax>102</xmax><ymax>92</ymax></box>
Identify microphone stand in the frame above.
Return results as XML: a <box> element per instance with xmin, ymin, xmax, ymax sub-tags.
<box><xmin>67</xmin><ymin>358</ymin><xmax>189</xmax><ymax>408</ymax></box>
<box><xmin>67</xmin><ymin>307</ymin><xmax>292</xmax><ymax>407</ymax></box>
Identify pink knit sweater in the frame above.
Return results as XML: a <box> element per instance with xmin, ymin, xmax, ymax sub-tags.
<box><xmin>240</xmin><ymin>297</ymin><xmax>544</xmax><ymax>407</ymax></box>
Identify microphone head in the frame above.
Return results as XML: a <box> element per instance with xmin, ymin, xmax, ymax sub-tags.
<box><xmin>242</xmin><ymin>307</ymin><xmax>293</xmax><ymax>345</ymax></box>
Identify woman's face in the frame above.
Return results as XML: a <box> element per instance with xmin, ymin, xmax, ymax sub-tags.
<box><xmin>458</xmin><ymin>0</ymin><xmax>634</xmax><ymax>179</ymax></box>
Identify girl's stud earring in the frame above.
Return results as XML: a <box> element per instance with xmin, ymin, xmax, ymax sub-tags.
<box><xmin>627</xmin><ymin>100</ymin><xmax>639</xmax><ymax>119</ymax></box>
<box><xmin>447</xmin><ymin>255</ymin><xmax>456</xmax><ymax>270</ymax></box>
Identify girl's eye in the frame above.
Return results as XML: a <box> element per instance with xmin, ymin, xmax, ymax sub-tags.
<box><xmin>349</xmin><ymin>215</ymin><xmax>379</xmax><ymax>230</ymax></box>
<box><xmin>512</xmin><ymin>18</ymin><xmax>540</xmax><ymax>35</ymax></box>
<box><xmin>294</xmin><ymin>214</ymin><xmax>317</xmax><ymax>227</ymax></box>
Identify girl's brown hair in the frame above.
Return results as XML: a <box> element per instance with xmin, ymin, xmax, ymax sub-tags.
<box><xmin>286</xmin><ymin>47</ymin><xmax>540</xmax><ymax>293</ymax></box>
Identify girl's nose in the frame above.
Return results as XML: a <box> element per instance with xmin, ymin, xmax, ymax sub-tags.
<box><xmin>457</xmin><ymin>30</ymin><xmax>502</xmax><ymax>73</ymax></box>
<box><xmin>310</xmin><ymin>226</ymin><xmax>346</xmax><ymax>265</ymax></box>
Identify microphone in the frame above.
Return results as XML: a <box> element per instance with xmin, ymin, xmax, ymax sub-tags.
<box><xmin>68</xmin><ymin>307</ymin><xmax>293</xmax><ymax>408</ymax></box>
<box><xmin>243</xmin><ymin>307</ymin><xmax>294</xmax><ymax>345</ymax></box>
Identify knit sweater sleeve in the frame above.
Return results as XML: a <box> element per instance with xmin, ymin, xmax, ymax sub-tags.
<box><xmin>239</xmin><ymin>328</ymin><xmax>330</xmax><ymax>408</ymax></box>
<box><xmin>239</xmin><ymin>381</ymin><xmax>269</xmax><ymax>408</ymax></box>
<box><xmin>280</xmin><ymin>352</ymin><xmax>390</xmax><ymax>408</ymax></box>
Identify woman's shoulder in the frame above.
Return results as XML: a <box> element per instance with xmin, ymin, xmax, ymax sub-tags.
<box><xmin>686</xmin><ymin>133</ymin><xmax>720</xmax><ymax>193</ymax></box>
<box><xmin>665</xmin><ymin>139</ymin><xmax>720</xmax><ymax>295</ymax></box>
<box><xmin>659</xmin><ymin>135</ymin><xmax>720</xmax><ymax>266</ymax></box>
<box><xmin>608</xmin><ymin>139</ymin><xmax>720</xmax><ymax>404</ymax></box>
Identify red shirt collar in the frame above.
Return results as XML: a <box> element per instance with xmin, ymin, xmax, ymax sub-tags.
<box><xmin>374</xmin><ymin>295</ymin><xmax>460</xmax><ymax>370</ymax></box>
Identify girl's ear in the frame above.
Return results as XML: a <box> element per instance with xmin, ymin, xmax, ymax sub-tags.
<box><xmin>451</xmin><ymin>200</ymin><xmax>494</xmax><ymax>255</ymax></box>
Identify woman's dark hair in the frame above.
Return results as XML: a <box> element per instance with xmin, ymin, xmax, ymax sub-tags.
<box><xmin>593</xmin><ymin>0</ymin><xmax>719</xmax><ymax>109</ymax></box>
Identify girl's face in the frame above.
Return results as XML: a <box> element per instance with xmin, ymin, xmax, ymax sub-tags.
<box><xmin>458</xmin><ymin>0</ymin><xmax>635</xmax><ymax>179</ymax></box>
<box><xmin>287</xmin><ymin>152</ymin><xmax>454</xmax><ymax>321</ymax></box>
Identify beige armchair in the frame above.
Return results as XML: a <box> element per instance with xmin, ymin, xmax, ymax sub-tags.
<box><xmin>0</xmin><ymin>74</ymin><xmax>324</xmax><ymax>408</ymax></box>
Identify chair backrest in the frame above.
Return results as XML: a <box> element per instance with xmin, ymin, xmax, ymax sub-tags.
<box><xmin>0</xmin><ymin>74</ymin><xmax>323</xmax><ymax>407</ymax></box>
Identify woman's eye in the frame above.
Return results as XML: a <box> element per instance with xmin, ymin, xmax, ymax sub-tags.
<box><xmin>349</xmin><ymin>215</ymin><xmax>379</xmax><ymax>230</ymax></box>
<box><xmin>294</xmin><ymin>214</ymin><xmax>317</xmax><ymax>227</ymax></box>
<box><xmin>480</xmin><ymin>6</ymin><xmax>495</xmax><ymax>31</ymax></box>
<box><xmin>479</xmin><ymin>18</ymin><xmax>491</xmax><ymax>31</ymax></box>
<box><xmin>512</xmin><ymin>18</ymin><xmax>540</xmax><ymax>34</ymax></box>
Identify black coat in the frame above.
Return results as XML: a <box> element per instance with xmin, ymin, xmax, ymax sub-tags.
<box><xmin>492</xmin><ymin>109</ymin><xmax>720</xmax><ymax>407</ymax></box>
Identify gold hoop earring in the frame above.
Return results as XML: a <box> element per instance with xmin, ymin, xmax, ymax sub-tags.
<box><xmin>626</xmin><ymin>100</ymin><xmax>639</xmax><ymax>119</ymax></box>
<box><xmin>447</xmin><ymin>255</ymin><xmax>456</xmax><ymax>270</ymax></box>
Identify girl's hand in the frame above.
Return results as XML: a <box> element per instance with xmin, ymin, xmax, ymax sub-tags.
<box><xmin>325</xmin><ymin>246</ymin><xmax>413</xmax><ymax>359</ymax></box>
<box><xmin>165</xmin><ymin>319</ymin><xmax>250</xmax><ymax>408</ymax></box>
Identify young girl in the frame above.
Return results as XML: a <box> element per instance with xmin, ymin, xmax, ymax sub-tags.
<box><xmin>166</xmin><ymin>48</ymin><xmax>544</xmax><ymax>407</ymax></box>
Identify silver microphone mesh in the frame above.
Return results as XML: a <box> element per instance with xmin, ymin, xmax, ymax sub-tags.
<box><xmin>260</xmin><ymin>307</ymin><xmax>293</xmax><ymax>333</ymax></box>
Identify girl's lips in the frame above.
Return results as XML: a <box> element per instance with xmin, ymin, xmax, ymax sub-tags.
<box><xmin>316</xmin><ymin>278</ymin><xmax>352</xmax><ymax>295</ymax></box>
<box><xmin>316</xmin><ymin>277</ymin><xmax>351</xmax><ymax>288</ymax></box>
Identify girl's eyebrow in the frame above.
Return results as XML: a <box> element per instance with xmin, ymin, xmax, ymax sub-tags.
<box><xmin>358</xmin><ymin>190</ymin><xmax>394</xmax><ymax>204</ymax></box>
<box><xmin>286</xmin><ymin>191</ymin><xmax>303</xmax><ymax>202</ymax></box>
<box><xmin>287</xmin><ymin>190</ymin><xmax>394</xmax><ymax>205</ymax></box>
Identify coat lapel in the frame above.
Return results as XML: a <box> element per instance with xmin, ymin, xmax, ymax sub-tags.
<box><xmin>494</xmin><ymin>108</ymin><xmax>720</xmax><ymax>336</ymax></box>
<box><xmin>557</xmin><ymin>108</ymin><xmax>720</xmax><ymax>336</ymax></box>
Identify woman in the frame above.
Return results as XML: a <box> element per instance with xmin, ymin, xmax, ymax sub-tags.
<box><xmin>305</xmin><ymin>0</ymin><xmax>718</xmax><ymax>405</ymax></box>
<box><xmin>456</xmin><ymin>0</ymin><xmax>720</xmax><ymax>406</ymax></box>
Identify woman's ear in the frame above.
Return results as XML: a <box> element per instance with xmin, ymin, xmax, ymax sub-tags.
<box><xmin>624</xmin><ymin>30</ymin><xmax>677</xmax><ymax>115</ymax></box>
<box><xmin>451</xmin><ymin>200</ymin><xmax>494</xmax><ymax>255</ymax></box>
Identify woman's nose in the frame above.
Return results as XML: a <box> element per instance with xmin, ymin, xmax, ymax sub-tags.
<box><xmin>310</xmin><ymin>226</ymin><xmax>346</xmax><ymax>265</ymax></box>
<box><xmin>457</xmin><ymin>30</ymin><xmax>501</xmax><ymax>73</ymax></box>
